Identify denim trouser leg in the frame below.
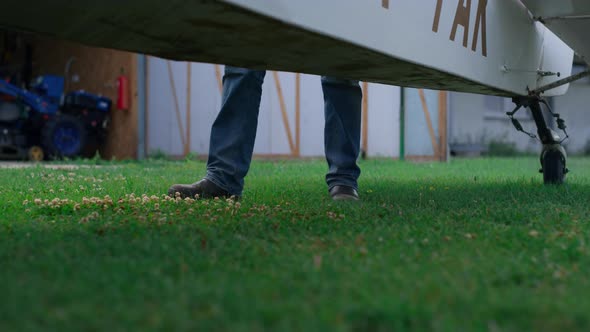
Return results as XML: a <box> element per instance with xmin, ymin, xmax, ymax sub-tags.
<box><xmin>322</xmin><ymin>76</ymin><xmax>362</xmax><ymax>191</ymax></box>
<box><xmin>206</xmin><ymin>66</ymin><xmax>266</xmax><ymax>196</ymax></box>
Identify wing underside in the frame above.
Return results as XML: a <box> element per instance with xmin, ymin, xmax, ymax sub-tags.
<box><xmin>522</xmin><ymin>0</ymin><xmax>590</xmax><ymax>64</ymax></box>
<box><xmin>0</xmin><ymin>0</ymin><xmax>577</xmax><ymax>96</ymax></box>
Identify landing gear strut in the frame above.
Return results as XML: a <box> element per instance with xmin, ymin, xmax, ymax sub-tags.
<box><xmin>507</xmin><ymin>96</ymin><xmax>569</xmax><ymax>185</ymax></box>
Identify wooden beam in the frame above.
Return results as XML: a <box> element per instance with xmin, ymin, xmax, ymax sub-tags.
<box><xmin>166</xmin><ymin>61</ymin><xmax>186</xmax><ymax>151</ymax></box>
<box><xmin>272</xmin><ymin>71</ymin><xmax>296</xmax><ymax>154</ymax></box>
<box><xmin>130</xmin><ymin>53</ymin><xmax>139</xmax><ymax>159</ymax></box>
<box><xmin>405</xmin><ymin>155</ymin><xmax>440</xmax><ymax>162</ymax></box>
<box><xmin>144</xmin><ymin>56</ymin><xmax>150</xmax><ymax>158</ymax></box>
<box><xmin>362</xmin><ymin>82</ymin><xmax>369</xmax><ymax>157</ymax></box>
<box><xmin>418</xmin><ymin>89</ymin><xmax>439</xmax><ymax>158</ymax></box>
<box><xmin>185</xmin><ymin>62</ymin><xmax>192</xmax><ymax>156</ymax></box>
<box><xmin>295</xmin><ymin>73</ymin><xmax>301</xmax><ymax>156</ymax></box>
<box><xmin>214</xmin><ymin>64</ymin><xmax>223</xmax><ymax>94</ymax></box>
<box><xmin>438</xmin><ymin>91</ymin><xmax>448</xmax><ymax>162</ymax></box>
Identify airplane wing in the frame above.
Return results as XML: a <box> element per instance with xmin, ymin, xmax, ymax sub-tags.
<box><xmin>521</xmin><ymin>0</ymin><xmax>590</xmax><ymax>64</ymax></box>
<box><xmin>0</xmin><ymin>0</ymin><xmax>575</xmax><ymax>97</ymax></box>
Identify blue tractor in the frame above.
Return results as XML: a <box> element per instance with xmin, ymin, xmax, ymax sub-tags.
<box><xmin>0</xmin><ymin>75</ymin><xmax>111</xmax><ymax>160</ymax></box>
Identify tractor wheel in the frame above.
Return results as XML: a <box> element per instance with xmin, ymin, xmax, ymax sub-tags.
<box><xmin>28</xmin><ymin>145</ymin><xmax>44</xmax><ymax>162</ymax></box>
<box><xmin>41</xmin><ymin>114</ymin><xmax>87</xmax><ymax>159</ymax></box>
<box><xmin>542</xmin><ymin>148</ymin><xmax>567</xmax><ymax>185</ymax></box>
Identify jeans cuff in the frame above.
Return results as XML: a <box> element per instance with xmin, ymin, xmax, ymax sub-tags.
<box><xmin>204</xmin><ymin>173</ymin><xmax>241</xmax><ymax>196</ymax></box>
<box><xmin>327</xmin><ymin>181</ymin><xmax>358</xmax><ymax>192</ymax></box>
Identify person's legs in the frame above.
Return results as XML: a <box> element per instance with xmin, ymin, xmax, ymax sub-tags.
<box><xmin>321</xmin><ymin>76</ymin><xmax>362</xmax><ymax>199</ymax></box>
<box><xmin>205</xmin><ymin>66</ymin><xmax>266</xmax><ymax>196</ymax></box>
<box><xmin>169</xmin><ymin>66</ymin><xmax>265</xmax><ymax>198</ymax></box>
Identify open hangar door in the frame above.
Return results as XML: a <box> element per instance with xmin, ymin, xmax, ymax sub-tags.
<box><xmin>0</xmin><ymin>31</ymin><xmax>139</xmax><ymax>161</ymax></box>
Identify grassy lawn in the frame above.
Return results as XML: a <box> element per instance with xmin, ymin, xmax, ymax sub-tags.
<box><xmin>1</xmin><ymin>157</ymin><xmax>590</xmax><ymax>331</ymax></box>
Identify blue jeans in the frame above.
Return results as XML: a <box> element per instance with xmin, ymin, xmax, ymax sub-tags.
<box><xmin>206</xmin><ymin>66</ymin><xmax>362</xmax><ymax>196</ymax></box>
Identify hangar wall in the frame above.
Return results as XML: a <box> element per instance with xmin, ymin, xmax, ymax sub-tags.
<box><xmin>449</xmin><ymin>92</ymin><xmax>540</xmax><ymax>154</ymax></box>
<box><xmin>449</xmin><ymin>65</ymin><xmax>590</xmax><ymax>156</ymax></box>
<box><xmin>552</xmin><ymin>75</ymin><xmax>590</xmax><ymax>154</ymax></box>
<box><xmin>404</xmin><ymin>89</ymin><xmax>448</xmax><ymax>161</ymax></box>
<box><xmin>2</xmin><ymin>32</ymin><xmax>449</xmax><ymax>162</ymax></box>
<box><xmin>146</xmin><ymin>59</ymin><xmax>406</xmax><ymax>159</ymax></box>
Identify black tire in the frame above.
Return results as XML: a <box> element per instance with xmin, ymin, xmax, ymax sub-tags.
<box><xmin>41</xmin><ymin>114</ymin><xmax>87</xmax><ymax>159</ymax></box>
<box><xmin>542</xmin><ymin>149</ymin><xmax>566</xmax><ymax>185</ymax></box>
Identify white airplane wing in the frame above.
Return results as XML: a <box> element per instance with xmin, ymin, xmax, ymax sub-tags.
<box><xmin>521</xmin><ymin>0</ymin><xmax>590</xmax><ymax>63</ymax></box>
<box><xmin>0</xmin><ymin>1</ymin><xmax>576</xmax><ymax>97</ymax></box>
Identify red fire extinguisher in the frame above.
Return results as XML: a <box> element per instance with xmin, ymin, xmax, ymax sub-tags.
<box><xmin>116</xmin><ymin>69</ymin><xmax>129</xmax><ymax>110</ymax></box>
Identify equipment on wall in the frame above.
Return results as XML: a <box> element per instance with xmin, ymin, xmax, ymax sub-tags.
<box><xmin>116</xmin><ymin>69</ymin><xmax>129</xmax><ymax>111</ymax></box>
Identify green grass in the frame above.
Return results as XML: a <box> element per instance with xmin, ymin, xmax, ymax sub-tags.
<box><xmin>1</xmin><ymin>157</ymin><xmax>590</xmax><ymax>331</ymax></box>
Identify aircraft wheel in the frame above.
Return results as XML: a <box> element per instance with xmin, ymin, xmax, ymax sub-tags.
<box><xmin>541</xmin><ymin>147</ymin><xmax>567</xmax><ymax>185</ymax></box>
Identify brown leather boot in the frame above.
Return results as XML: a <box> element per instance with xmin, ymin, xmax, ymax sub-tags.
<box><xmin>168</xmin><ymin>179</ymin><xmax>235</xmax><ymax>199</ymax></box>
<box><xmin>329</xmin><ymin>185</ymin><xmax>360</xmax><ymax>201</ymax></box>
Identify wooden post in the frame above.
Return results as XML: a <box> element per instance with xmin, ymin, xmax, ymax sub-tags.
<box><xmin>418</xmin><ymin>89</ymin><xmax>440</xmax><ymax>159</ymax></box>
<box><xmin>438</xmin><ymin>91</ymin><xmax>448</xmax><ymax>162</ymax></box>
<box><xmin>399</xmin><ymin>87</ymin><xmax>405</xmax><ymax>161</ymax></box>
<box><xmin>144</xmin><ymin>56</ymin><xmax>150</xmax><ymax>158</ymax></box>
<box><xmin>362</xmin><ymin>82</ymin><xmax>369</xmax><ymax>157</ymax></box>
<box><xmin>295</xmin><ymin>73</ymin><xmax>301</xmax><ymax>157</ymax></box>
<box><xmin>166</xmin><ymin>61</ymin><xmax>186</xmax><ymax>151</ymax></box>
<box><xmin>185</xmin><ymin>62</ymin><xmax>192</xmax><ymax>156</ymax></box>
<box><xmin>214</xmin><ymin>64</ymin><xmax>223</xmax><ymax>94</ymax></box>
<box><xmin>272</xmin><ymin>71</ymin><xmax>296</xmax><ymax>155</ymax></box>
